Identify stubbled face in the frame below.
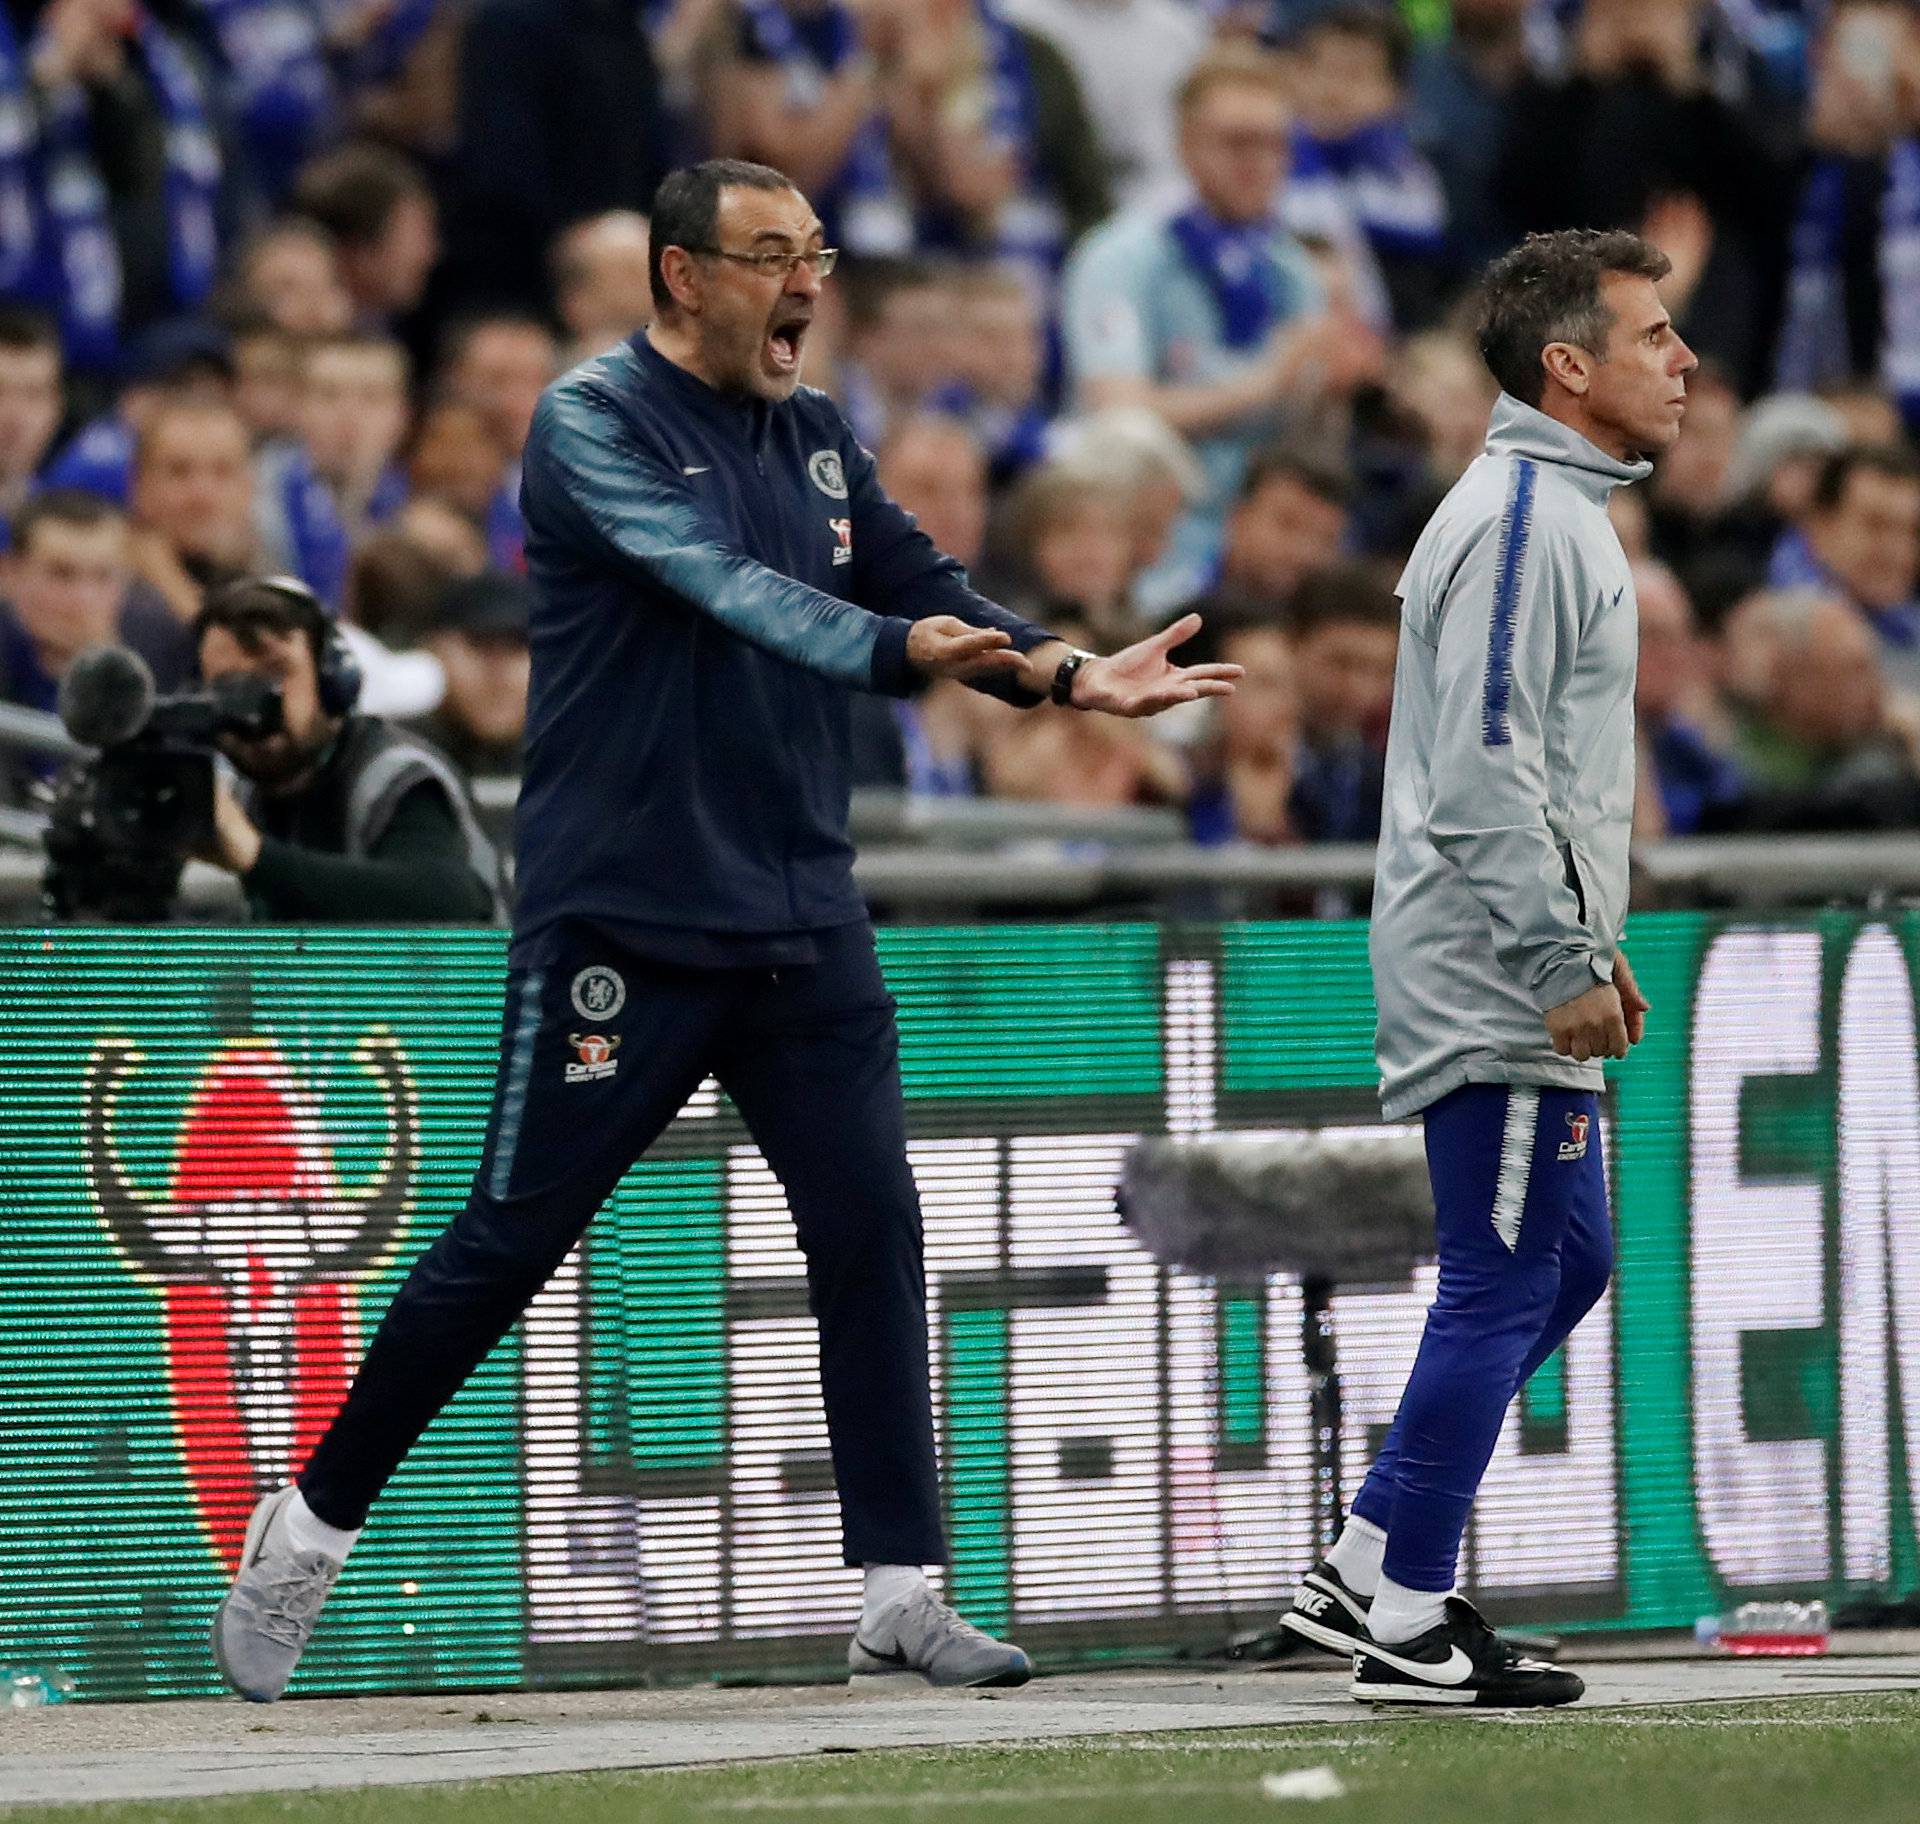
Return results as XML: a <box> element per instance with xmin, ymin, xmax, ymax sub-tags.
<box><xmin>1180</xmin><ymin>81</ymin><xmax>1292</xmax><ymax>225</ymax></box>
<box><xmin>673</xmin><ymin>186</ymin><xmax>828</xmax><ymax>403</ymax></box>
<box><xmin>200</xmin><ymin>624</ymin><xmax>329</xmax><ymax>789</ymax></box>
<box><xmin>1565</xmin><ymin>272</ymin><xmax>1698</xmax><ymax>459</ymax></box>
<box><xmin>7</xmin><ymin>517</ymin><xmax>128</xmax><ymax>669</ymax></box>
<box><xmin>1810</xmin><ymin>468</ymin><xmax>1920</xmax><ymax>609</ymax></box>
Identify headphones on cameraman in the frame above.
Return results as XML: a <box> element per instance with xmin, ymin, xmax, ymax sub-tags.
<box><xmin>200</xmin><ymin>574</ymin><xmax>363</xmax><ymax>718</ymax></box>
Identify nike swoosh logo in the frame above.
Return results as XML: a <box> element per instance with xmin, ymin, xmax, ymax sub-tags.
<box><xmin>1356</xmin><ymin>1640</ymin><xmax>1476</xmax><ymax>1684</ymax></box>
<box><xmin>683</xmin><ymin>465</ymin><xmax>710</xmax><ymax>476</ymax></box>
<box><xmin>853</xmin><ymin>1636</ymin><xmax>911</xmax><ymax>1668</ymax></box>
<box><xmin>1610</xmin><ymin>586</ymin><xmax>1624</xmax><ymax>606</ymax></box>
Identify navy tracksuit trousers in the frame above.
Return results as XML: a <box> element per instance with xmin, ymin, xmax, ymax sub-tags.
<box><xmin>1347</xmin><ymin>1083</ymin><xmax>1613</xmax><ymax>1592</ymax></box>
<box><xmin>300</xmin><ymin>919</ymin><xmax>948</xmax><ymax>1568</ymax></box>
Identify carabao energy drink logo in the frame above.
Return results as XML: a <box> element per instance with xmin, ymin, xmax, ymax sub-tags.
<box><xmin>83</xmin><ymin>1032</ymin><xmax>416</xmax><ymax>1574</ymax></box>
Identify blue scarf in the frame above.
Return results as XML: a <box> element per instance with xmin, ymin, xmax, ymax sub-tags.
<box><xmin>1289</xmin><ymin>119</ymin><xmax>1446</xmax><ymax>260</ymax></box>
<box><xmin>738</xmin><ymin>0</ymin><xmax>910</xmax><ymax>254</ymax></box>
<box><xmin>0</xmin><ymin>7</ymin><xmax>37</xmax><ymax>293</ymax></box>
<box><xmin>193</xmin><ymin>0</ymin><xmax>335</xmax><ymax>201</ymax></box>
<box><xmin>962</xmin><ymin>2</ymin><xmax>1063</xmax><ymax>284</ymax></box>
<box><xmin>1777</xmin><ymin>139</ymin><xmax>1920</xmax><ymax>425</ymax></box>
<box><xmin>37</xmin><ymin>15</ymin><xmax>220</xmax><ymax>368</ymax></box>
<box><xmin>1166</xmin><ymin>206</ymin><xmax>1283</xmax><ymax>349</ymax></box>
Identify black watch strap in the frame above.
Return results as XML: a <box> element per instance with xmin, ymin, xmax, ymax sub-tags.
<box><xmin>1049</xmin><ymin>647</ymin><xmax>1095</xmax><ymax>707</ymax></box>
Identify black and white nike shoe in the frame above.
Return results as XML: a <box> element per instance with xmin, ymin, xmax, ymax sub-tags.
<box><xmin>1352</xmin><ymin>1595</ymin><xmax>1584</xmax><ymax>1708</ymax></box>
<box><xmin>1278</xmin><ymin>1561</ymin><xmax>1372</xmax><ymax>1657</ymax></box>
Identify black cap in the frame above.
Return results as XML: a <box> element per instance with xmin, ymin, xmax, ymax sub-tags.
<box><xmin>431</xmin><ymin>572</ymin><xmax>533</xmax><ymax>640</ymax></box>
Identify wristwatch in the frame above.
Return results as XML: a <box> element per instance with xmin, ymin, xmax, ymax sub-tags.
<box><xmin>1049</xmin><ymin>647</ymin><xmax>1096</xmax><ymax>707</ymax></box>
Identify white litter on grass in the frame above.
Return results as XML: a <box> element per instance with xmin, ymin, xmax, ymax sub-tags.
<box><xmin>1260</xmin><ymin>1766</ymin><xmax>1347</xmax><ymax>1801</ymax></box>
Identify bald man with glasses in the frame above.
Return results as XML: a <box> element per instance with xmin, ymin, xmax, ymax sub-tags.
<box><xmin>212</xmin><ymin>159</ymin><xmax>1238</xmax><ymax>1705</ymax></box>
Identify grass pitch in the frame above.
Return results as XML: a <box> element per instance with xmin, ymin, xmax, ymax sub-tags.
<box><xmin>12</xmin><ymin>1692</ymin><xmax>1920</xmax><ymax>1824</ymax></box>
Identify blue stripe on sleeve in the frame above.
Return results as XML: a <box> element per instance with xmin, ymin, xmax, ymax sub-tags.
<box><xmin>1482</xmin><ymin>457</ymin><xmax>1537</xmax><ymax>748</ymax></box>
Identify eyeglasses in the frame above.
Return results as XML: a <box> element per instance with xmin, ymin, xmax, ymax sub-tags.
<box><xmin>690</xmin><ymin>245</ymin><xmax>840</xmax><ymax>279</ymax></box>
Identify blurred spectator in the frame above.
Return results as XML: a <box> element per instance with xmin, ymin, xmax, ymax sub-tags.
<box><xmin>1286</xmin><ymin>6</ymin><xmax>1449</xmax><ymax>330</ymax></box>
<box><xmin>838</xmin><ymin>257</ymin><xmax>962</xmax><ymax>445</ymax></box>
<box><xmin>0</xmin><ymin>308</ymin><xmax>63</xmax><ymax>548</ymax></box>
<box><xmin>1823</xmin><ymin>380</ymin><xmax>1909</xmax><ymax>447</ymax></box>
<box><xmin>853</xmin><ymin>412</ymin><xmax>996</xmax><ymax>793</ymax></box>
<box><xmin>0</xmin><ymin>490</ymin><xmax>192</xmax><ymax>719</ymax></box>
<box><xmin>1062</xmin><ymin>44</ymin><xmax>1366</xmax><ymax>605</ymax></box>
<box><xmin>1645</xmin><ymin>359</ymin><xmax>1742</xmax><ymax>573</ymax></box>
<box><xmin>1208</xmin><ymin>444</ymin><xmax>1353</xmax><ymax>613</ymax></box>
<box><xmin>292</xmin><ymin>142</ymin><xmax>439</xmax><ymax>332</ymax></box>
<box><xmin>42</xmin><ymin>318</ymin><xmax>234</xmax><ymax>505</ymax></box>
<box><xmin>229</xmin><ymin>316</ymin><xmax>304</xmax><ymax>442</ymax></box>
<box><xmin>1284</xmin><ymin>560</ymin><xmax>1396</xmax><ymax>842</ymax></box>
<box><xmin>226</xmin><ymin>220</ymin><xmax>354</xmax><ymax>338</ymax></box>
<box><xmin>1631</xmin><ymin>558</ymin><xmax>1748</xmax><ymax>837</ymax></box>
<box><xmin>998</xmin><ymin>0</ymin><xmax>1211</xmax><ymax>208</ymax></box>
<box><xmin>297</xmin><ymin>331</ymin><xmax>412</xmax><ymax>536</ymax></box>
<box><xmin>1186</xmin><ymin>613</ymin><xmax>1299</xmax><ymax>844</ymax></box>
<box><xmin>440</xmin><ymin>312</ymin><xmax>558</xmax><ymax>572</ymax></box>
<box><xmin>1384</xmin><ymin>330</ymin><xmax>1499</xmax><ymax>488</ymax></box>
<box><xmin>1722</xmin><ymin>586</ymin><xmax>1920</xmax><ymax>828</ymax></box>
<box><xmin>881</xmin><ymin>0</ymin><xmax>1110</xmax><ymax>293</ymax></box>
<box><xmin>441</xmin><ymin>0</ymin><xmax>668</xmax><ymax>314</ymax></box>
<box><xmin>410</xmin><ymin>571</ymin><xmax>533</xmax><ymax>778</ymax></box>
<box><xmin>10</xmin><ymin>0</ymin><xmax>225</xmax><ymax>374</ymax></box>
<box><xmin>552</xmin><ymin>211</ymin><xmax>654</xmax><ymax>362</ymax></box>
<box><xmin>349</xmin><ymin>524</ymin><xmax>461</xmax><ymax>650</ymax></box>
<box><xmin>1496</xmin><ymin>0</ymin><xmax>1792</xmax><ymax>389</ymax></box>
<box><xmin>128</xmin><ymin>395</ymin><xmax>259</xmax><ymax>620</ymax></box>
<box><xmin>1773</xmin><ymin>0</ymin><xmax>1920</xmax><ymax>429</ymax></box>
<box><xmin>1717</xmin><ymin>390</ymin><xmax>1849</xmax><ymax>568</ymax></box>
<box><xmin>394</xmin><ymin>495</ymin><xmax>491</xmax><ymax>577</ymax></box>
<box><xmin>1047</xmin><ymin>404</ymin><xmax>1206</xmax><ymax>614</ymax></box>
<box><xmin>929</xmin><ymin>263</ymin><xmax>1051</xmax><ymax>484</ymax></box>
<box><xmin>1770</xmin><ymin>444</ymin><xmax>1920</xmax><ymax>690</ymax></box>
<box><xmin>409</xmin><ymin>397</ymin><xmax>512</xmax><ymax>527</ymax></box>
<box><xmin>1407</xmin><ymin>0</ymin><xmax>1531</xmax><ymax>272</ymax></box>
<box><xmin>1000</xmin><ymin>460</ymin><xmax>1138</xmax><ymax>644</ymax></box>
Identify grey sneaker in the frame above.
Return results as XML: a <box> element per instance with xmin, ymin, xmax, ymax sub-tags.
<box><xmin>211</xmin><ymin>1486</ymin><xmax>344</xmax><ymax>1702</ymax></box>
<box><xmin>848</xmin><ymin>1587</ymin><xmax>1032</xmax><ymax>1688</ymax></box>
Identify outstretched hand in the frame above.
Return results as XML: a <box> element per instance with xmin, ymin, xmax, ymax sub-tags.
<box><xmin>905</xmin><ymin>615</ymin><xmax>1025</xmax><ymax>682</ymax></box>
<box><xmin>1070</xmin><ymin>614</ymin><xmax>1242</xmax><ymax>718</ymax></box>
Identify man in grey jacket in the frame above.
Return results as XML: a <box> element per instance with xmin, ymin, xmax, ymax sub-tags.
<box><xmin>1278</xmin><ymin>229</ymin><xmax>1695</xmax><ymax>1707</ymax></box>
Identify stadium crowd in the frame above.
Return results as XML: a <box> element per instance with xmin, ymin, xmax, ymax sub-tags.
<box><xmin>5</xmin><ymin>0</ymin><xmax>1920</xmax><ymax>854</ymax></box>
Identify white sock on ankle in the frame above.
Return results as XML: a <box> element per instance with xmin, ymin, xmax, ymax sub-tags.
<box><xmin>1323</xmin><ymin>1515</ymin><xmax>1386</xmax><ymax>1599</ymax></box>
<box><xmin>861</xmin><ymin>1563</ymin><xmax>927</xmax><ymax>1627</ymax></box>
<box><xmin>1366</xmin><ymin>1574</ymin><xmax>1449</xmax><ymax>1645</ymax></box>
<box><xmin>283</xmin><ymin>1487</ymin><xmax>362</xmax><ymax>1563</ymax></box>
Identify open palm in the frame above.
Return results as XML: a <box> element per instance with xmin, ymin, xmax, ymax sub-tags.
<box><xmin>1074</xmin><ymin>614</ymin><xmax>1242</xmax><ymax>719</ymax></box>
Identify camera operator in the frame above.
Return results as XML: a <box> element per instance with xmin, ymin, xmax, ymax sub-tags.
<box><xmin>193</xmin><ymin>576</ymin><xmax>505</xmax><ymax>923</ymax></box>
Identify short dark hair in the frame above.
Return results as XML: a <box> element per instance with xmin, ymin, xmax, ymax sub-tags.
<box><xmin>1812</xmin><ymin>442</ymin><xmax>1920</xmax><ymax>512</ymax></box>
<box><xmin>648</xmin><ymin>159</ymin><xmax>799</xmax><ymax>312</ymax></box>
<box><xmin>0</xmin><ymin>304</ymin><xmax>59</xmax><ymax>361</ymax></box>
<box><xmin>1239</xmin><ymin>443</ymin><xmax>1354</xmax><ymax>511</ymax></box>
<box><xmin>11</xmin><ymin>489</ymin><xmax>124</xmax><ymax>557</ymax></box>
<box><xmin>1288</xmin><ymin>561</ymin><xmax>1402</xmax><ymax>639</ymax></box>
<box><xmin>293</xmin><ymin>143</ymin><xmax>429</xmax><ymax>249</ymax></box>
<box><xmin>1300</xmin><ymin>5</ymin><xmax>1413</xmax><ymax>85</ymax></box>
<box><xmin>1476</xmin><ymin>230</ymin><xmax>1673</xmax><ymax>407</ymax></box>
<box><xmin>193</xmin><ymin>575</ymin><xmax>330</xmax><ymax>670</ymax></box>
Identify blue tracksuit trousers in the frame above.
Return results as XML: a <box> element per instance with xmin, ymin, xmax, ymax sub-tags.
<box><xmin>299</xmin><ymin>918</ymin><xmax>947</xmax><ymax>1568</ymax></box>
<box><xmin>1347</xmin><ymin>1083</ymin><xmax>1613</xmax><ymax>1592</ymax></box>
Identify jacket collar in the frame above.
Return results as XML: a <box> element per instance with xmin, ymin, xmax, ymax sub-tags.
<box><xmin>1483</xmin><ymin>393</ymin><xmax>1652</xmax><ymax>503</ymax></box>
<box><xmin>629</xmin><ymin>331</ymin><xmax>773</xmax><ymax>429</ymax></box>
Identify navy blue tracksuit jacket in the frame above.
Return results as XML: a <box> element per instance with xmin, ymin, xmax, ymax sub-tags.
<box><xmin>511</xmin><ymin>333</ymin><xmax>1054</xmax><ymax>952</ymax></box>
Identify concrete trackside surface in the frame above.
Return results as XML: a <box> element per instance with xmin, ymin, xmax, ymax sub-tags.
<box><xmin>6</xmin><ymin>1653</ymin><xmax>1920</xmax><ymax>1806</ymax></box>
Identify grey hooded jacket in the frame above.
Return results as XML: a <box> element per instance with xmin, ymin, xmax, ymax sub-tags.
<box><xmin>1371</xmin><ymin>394</ymin><xmax>1650</xmax><ymax>1120</ymax></box>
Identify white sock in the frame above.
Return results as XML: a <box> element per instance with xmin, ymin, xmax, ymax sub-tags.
<box><xmin>1323</xmin><ymin>1516</ymin><xmax>1386</xmax><ymax>1599</ymax></box>
<box><xmin>1366</xmin><ymin>1574</ymin><xmax>1450</xmax><ymax>1645</ymax></box>
<box><xmin>861</xmin><ymin>1563</ymin><xmax>927</xmax><ymax>1628</ymax></box>
<box><xmin>282</xmin><ymin>1487</ymin><xmax>362</xmax><ymax>1563</ymax></box>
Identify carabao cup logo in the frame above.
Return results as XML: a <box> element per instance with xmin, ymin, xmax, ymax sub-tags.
<box><xmin>84</xmin><ymin>1031</ymin><xmax>416</xmax><ymax>1573</ymax></box>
